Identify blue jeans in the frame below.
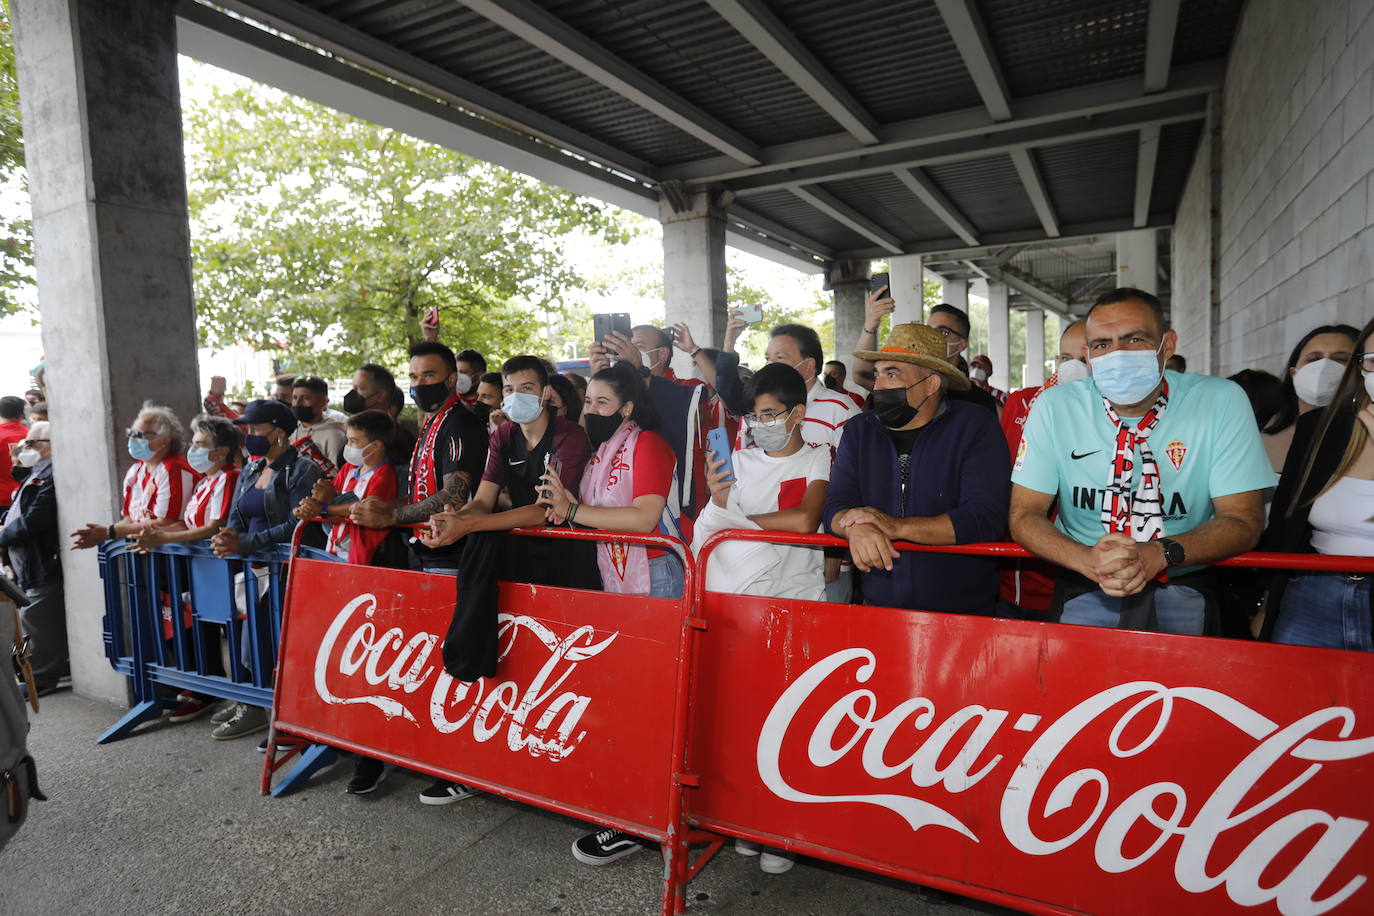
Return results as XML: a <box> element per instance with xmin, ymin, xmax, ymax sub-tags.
<box><xmin>1061</xmin><ymin>585</ymin><xmax>1205</xmax><ymax>635</ymax></box>
<box><xmin>648</xmin><ymin>552</ymin><xmax>684</xmax><ymax>599</ymax></box>
<box><xmin>423</xmin><ymin>567</ymin><xmax>461</xmax><ymax>576</ymax></box>
<box><xmin>1273</xmin><ymin>574</ymin><xmax>1374</xmax><ymax>651</ymax></box>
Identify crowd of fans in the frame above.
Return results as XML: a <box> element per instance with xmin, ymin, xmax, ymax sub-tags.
<box><xmin>5</xmin><ymin>286</ymin><xmax>1373</xmax><ymax>873</ymax></box>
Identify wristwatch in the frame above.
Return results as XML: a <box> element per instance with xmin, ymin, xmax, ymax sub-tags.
<box><xmin>638</xmin><ymin>365</ymin><xmax>652</xmax><ymax>378</ymax></box>
<box><xmin>1158</xmin><ymin>537</ymin><xmax>1185</xmax><ymax>568</ymax></box>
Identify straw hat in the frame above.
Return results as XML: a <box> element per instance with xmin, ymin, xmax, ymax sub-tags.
<box><xmin>854</xmin><ymin>323</ymin><xmax>971</xmax><ymax>390</ymax></box>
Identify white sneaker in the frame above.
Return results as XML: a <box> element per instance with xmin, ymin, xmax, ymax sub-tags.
<box><xmin>759</xmin><ymin>850</ymin><xmax>796</xmax><ymax>874</ymax></box>
<box><xmin>734</xmin><ymin>838</ymin><xmax>761</xmax><ymax>856</ymax></box>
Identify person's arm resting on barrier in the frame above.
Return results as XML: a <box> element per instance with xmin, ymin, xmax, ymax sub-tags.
<box><xmin>421</xmin><ymin>480</ymin><xmax>548</xmax><ymax>548</ymax></box>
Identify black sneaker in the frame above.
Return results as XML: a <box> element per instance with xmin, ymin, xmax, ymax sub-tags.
<box><xmin>571</xmin><ymin>829</ymin><xmax>644</xmax><ymax>866</ymax></box>
<box><xmin>417</xmin><ymin>779</ymin><xmax>478</xmax><ymax>805</ymax></box>
<box><xmin>345</xmin><ymin>757</ymin><xmax>387</xmax><ymax>795</ymax></box>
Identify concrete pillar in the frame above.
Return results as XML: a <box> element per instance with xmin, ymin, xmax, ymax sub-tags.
<box><xmin>888</xmin><ymin>253</ymin><xmax>923</xmax><ymax>324</ymax></box>
<box><xmin>1116</xmin><ymin>229</ymin><xmax>1159</xmax><ymax>295</ymax></box>
<box><xmin>826</xmin><ymin>259</ymin><xmax>872</xmax><ymax>370</ymax></box>
<box><xmin>659</xmin><ymin>187</ymin><xmax>728</xmax><ymax>376</ymax></box>
<box><xmin>987</xmin><ymin>282</ymin><xmax>1011</xmax><ymax>392</ymax></box>
<box><xmin>1025</xmin><ymin>308</ymin><xmax>1046</xmax><ymax>388</ymax></box>
<box><xmin>940</xmin><ymin>277</ymin><xmax>969</xmax><ymax>313</ymax></box>
<box><xmin>13</xmin><ymin>0</ymin><xmax>200</xmax><ymax>704</ymax></box>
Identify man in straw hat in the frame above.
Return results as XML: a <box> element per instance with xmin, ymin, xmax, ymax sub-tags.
<box><xmin>822</xmin><ymin>323</ymin><xmax>1012</xmax><ymax>616</ymax></box>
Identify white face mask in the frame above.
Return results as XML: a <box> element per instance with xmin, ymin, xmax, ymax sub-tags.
<box><xmin>453</xmin><ymin>372</ymin><xmax>473</xmax><ymax>395</ymax></box>
<box><xmin>1293</xmin><ymin>358</ymin><xmax>1346</xmax><ymax>407</ymax></box>
<box><xmin>343</xmin><ymin>442</ymin><xmax>371</xmax><ymax>467</ymax></box>
<box><xmin>1363</xmin><ymin>371</ymin><xmax>1374</xmax><ymax>405</ymax></box>
<box><xmin>970</xmin><ymin>367</ymin><xmax>989</xmax><ymax>383</ymax></box>
<box><xmin>1057</xmin><ymin>358</ymin><xmax>1091</xmax><ymax>384</ymax></box>
<box><xmin>14</xmin><ymin>448</ymin><xmax>40</xmax><ymax>468</ymax></box>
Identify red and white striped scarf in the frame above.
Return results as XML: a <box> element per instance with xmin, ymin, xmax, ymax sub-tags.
<box><xmin>410</xmin><ymin>393</ymin><xmax>460</xmax><ymax>503</ymax></box>
<box><xmin>1101</xmin><ymin>383</ymin><xmax>1169</xmax><ymax>542</ymax></box>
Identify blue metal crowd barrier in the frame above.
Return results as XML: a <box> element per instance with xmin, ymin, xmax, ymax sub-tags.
<box><xmin>96</xmin><ymin>536</ymin><xmax>337</xmax><ymax>770</ymax></box>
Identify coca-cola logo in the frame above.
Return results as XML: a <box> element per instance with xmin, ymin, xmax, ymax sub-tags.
<box><xmin>314</xmin><ymin>593</ymin><xmax>618</xmax><ymax>760</ymax></box>
<box><xmin>759</xmin><ymin>649</ymin><xmax>1374</xmax><ymax>916</ymax></box>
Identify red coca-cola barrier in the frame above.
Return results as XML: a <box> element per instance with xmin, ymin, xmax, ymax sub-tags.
<box><xmin>267</xmin><ymin>525</ymin><xmax>702</xmax><ymax>915</ymax></box>
<box><xmin>686</xmin><ymin>530</ymin><xmax>1374</xmax><ymax>916</ymax></box>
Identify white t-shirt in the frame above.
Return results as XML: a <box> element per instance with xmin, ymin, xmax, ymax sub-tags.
<box><xmin>1309</xmin><ymin>476</ymin><xmax>1374</xmax><ymax>557</ymax></box>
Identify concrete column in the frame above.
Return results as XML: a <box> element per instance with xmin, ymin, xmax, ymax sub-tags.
<box><xmin>987</xmin><ymin>282</ymin><xmax>1011</xmax><ymax>392</ymax></box>
<box><xmin>940</xmin><ymin>277</ymin><xmax>968</xmax><ymax>313</ymax></box>
<box><xmin>826</xmin><ymin>259</ymin><xmax>872</xmax><ymax>370</ymax></box>
<box><xmin>13</xmin><ymin>0</ymin><xmax>200</xmax><ymax>704</ymax></box>
<box><xmin>1116</xmin><ymin>229</ymin><xmax>1159</xmax><ymax>295</ymax></box>
<box><xmin>888</xmin><ymin>253</ymin><xmax>923</xmax><ymax>324</ymax></box>
<box><xmin>659</xmin><ymin>187</ymin><xmax>728</xmax><ymax>376</ymax></box>
<box><xmin>1025</xmin><ymin>308</ymin><xmax>1046</xmax><ymax>387</ymax></box>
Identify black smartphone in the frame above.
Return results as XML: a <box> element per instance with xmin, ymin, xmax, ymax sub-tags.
<box><xmin>593</xmin><ymin>312</ymin><xmax>632</xmax><ymax>343</ymax></box>
<box><xmin>870</xmin><ymin>272</ymin><xmax>891</xmax><ymax>297</ymax></box>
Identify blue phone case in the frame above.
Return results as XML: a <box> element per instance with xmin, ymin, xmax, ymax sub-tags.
<box><xmin>707</xmin><ymin>427</ymin><xmax>734</xmax><ymax>482</ymax></box>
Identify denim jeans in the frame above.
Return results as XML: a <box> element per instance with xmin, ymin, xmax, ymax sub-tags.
<box><xmin>648</xmin><ymin>552</ymin><xmax>684</xmax><ymax>599</ymax></box>
<box><xmin>1273</xmin><ymin>574</ymin><xmax>1374</xmax><ymax>651</ymax></box>
<box><xmin>1061</xmin><ymin>584</ymin><xmax>1205</xmax><ymax>635</ymax></box>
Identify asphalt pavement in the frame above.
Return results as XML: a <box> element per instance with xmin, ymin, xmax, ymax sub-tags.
<box><xmin>0</xmin><ymin>690</ymin><xmax>1007</xmax><ymax>916</ymax></box>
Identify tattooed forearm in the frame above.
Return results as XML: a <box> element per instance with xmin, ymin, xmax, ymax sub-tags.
<box><xmin>395</xmin><ymin>470</ymin><xmax>472</xmax><ymax>523</ymax></box>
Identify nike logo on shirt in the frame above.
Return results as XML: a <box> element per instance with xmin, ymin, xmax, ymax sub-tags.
<box><xmin>1071</xmin><ymin>449</ymin><xmax>1102</xmax><ymax>460</ymax></box>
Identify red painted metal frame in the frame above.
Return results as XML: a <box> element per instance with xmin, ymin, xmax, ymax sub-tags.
<box><xmin>266</xmin><ymin>522</ymin><xmax>702</xmax><ymax>916</ymax></box>
<box><xmin>685</xmin><ymin>529</ymin><xmax>1374</xmax><ymax>916</ymax></box>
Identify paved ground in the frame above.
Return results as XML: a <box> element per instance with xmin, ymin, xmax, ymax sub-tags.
<box><xmin>1</xmin><ymin>691</ymin><xmax>1007</xmax><ymax>916</ymax></box>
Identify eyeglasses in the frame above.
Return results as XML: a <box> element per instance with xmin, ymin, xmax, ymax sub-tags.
<box><xmin>22</xmin><ymin>439</ymin><xmax>48</xmax><ymax>447</ymax></box>
<box><xmin>931</xmin><ymin>326</ymin><xmax>965</xmax><ymax>341</ymax></box>
<box><xmin>744</xmin><ymin>405</ymin><xmax>796</xmax><ymax>425</ymax></box>
<box><xmin>125</xmin><ymin>429</ymin><xmax>163</xmax><ymax>440</ymax></box>
<box><xmin>1355</xmin><ymin>353</ymin><xmax>1374</xmax><ymax>373</ymax></box>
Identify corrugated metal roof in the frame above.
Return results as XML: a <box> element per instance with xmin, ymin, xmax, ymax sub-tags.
<box><xmin>1036</xmin><ymin>133</ymin><xmax>1138</xmax><ymax>225</ymax></box>
<box><xmin>226</xmin><ymin>0</ymin><xmax>1244</xmax><ymax>262</ymax></box>
<box><xmin>924</xmin><ymin>154</ymin><xmax>1040</xmax><ymax>236</ymax></box>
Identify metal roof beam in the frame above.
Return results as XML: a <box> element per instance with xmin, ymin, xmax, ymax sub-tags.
<box><xmin>892</xmin><ymin>168</ymin><xmax>980</xmax><ymax>246</ymax></box>
<box><xmin>667</xmin><ymin>63</ymin><xmax>1222</xmax><ymax>184</ymax></box>
<box><xmin>788</xmin><ymin>185</ymin><xmax>905</xmax><ymax>255</ymax></box>
<box><xmin>1133</xmin><ymin>124</ymin><xmax>1162</xmax><ymax>227</ymax></box>
<box><xmin>728</xmin><ymin>203</ymin><xmax>837</xmax><ymax>260</ymax></box>
<box><xmin>704</xmin><ymin>0</ymin><xmax>878</xmax><ymax>145</ymax></box>
<box><xmin>458</xmin><ymin>0</ymin><xmax>763</xmax><ymax>165</ymax></box>
<box><xmin>836</xmin><ymin>213</ymin><xmax>1174</xmax><ymax>260</ymax></box>
<box><xmin>1009</xmin><ymin>148</ymin><xmax>1059</xmax><ymax>238</ymax></box>
<box><xmin>933</xmin><ymin>0</ymin><xmax>1013</xmax><ymax>122</ymax></box>
<box><xmin>981</xmin><ymin>265</ymin><xmax>1073</xmax><ymax>321</ymax></box>
<box><xmin>1144</xmin><ymin>0</ymin><xmax>1183</xmax><ymax>92</ymax></box>
<box><xmin>211</xmin><ymin>0</ymin><xmax>657</xmax><ymax>180</ymax></box>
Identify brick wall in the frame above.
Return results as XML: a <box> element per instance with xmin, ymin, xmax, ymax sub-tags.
<box><xmin>1172</xmin><ymin>0</ymin><xmax>1374</xmax><ymax>377</ymax></box>
<box><xmin>1170</xmin><ymin>132</ymin><xmax>1213</xmax><ymax>374</ymax></box>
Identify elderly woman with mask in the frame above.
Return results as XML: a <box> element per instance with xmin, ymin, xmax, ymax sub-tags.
<box><xmin>71</xmin><ymin>402</ymin><xmax>199</xmax><ymax>550</ymax></box>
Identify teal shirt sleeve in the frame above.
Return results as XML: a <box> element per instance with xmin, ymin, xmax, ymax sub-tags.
<box><xmin>1207</xmin><ymin>381</ymin><xmax>1278</xmax><ymax>498</ymax></box>
<box><xmin>1011</xmin><ymin>389</ymin><xmax>1059</xmax><ymax>495</ymax></box>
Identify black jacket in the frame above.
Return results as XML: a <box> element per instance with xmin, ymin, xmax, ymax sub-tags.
<box><xmin>228</xmin><ymin>447</ymin><xmax>323</xmax><ymax>555</ymax></box>
<box><xmin>0</xmin><ymin>458</ymin><xmax>60</xmax><ymax>590</ymax></box>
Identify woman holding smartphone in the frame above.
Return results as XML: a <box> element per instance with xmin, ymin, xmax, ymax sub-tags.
<box><xmin>537</xmin><ymin>362</ymin><xmax>681</xmax><ymax>598</ymax></box>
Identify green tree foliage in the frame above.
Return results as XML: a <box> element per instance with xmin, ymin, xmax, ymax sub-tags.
<box><xmin>184</xmin><ymin>69</ymin><xmax>632</xmax><ymax>378</ymax></box>
<box><xmin>0</xmin><ymin>3</ymin><xmax>32</xmax><ymax>316</ymax></box>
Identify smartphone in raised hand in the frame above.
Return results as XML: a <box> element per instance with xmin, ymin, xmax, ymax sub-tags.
<box><xmin>593</xmin><ymin>312</ymin><xmax>633</xmax><ymax>343</ymax></box>
<box><xmin>870</xmin><ymin>272</ymin><xmax>891</xmax><ymax>297</ymax></box>
<box><xmin>732</xmin><ymin>303</ymin><xmax>764</xmax><ymax>324</ymax></box>
<box><xmin>707</xmin><ymin>427</ymin><xmax>735</xmax><ymax>483</ymax></box>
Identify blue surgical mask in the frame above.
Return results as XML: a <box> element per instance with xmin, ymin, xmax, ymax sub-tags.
<box><xmin>187</xmin><ymin>446</ymin><xmax>216</xmax><ymax>474</ymax></box>
<box><xmin>1090</xmin><ymin>344</ymin><xmax>1165</xmax><ymax>406</ymax></box>
<box><xmin>502</xmin><ymin>391</ymin><xmax>545</xmax><ymax>426</ymax></box>
<box><xmin>127</xmin><ymin>436</ymin><xmax>153</xmax><ymax>462</ymax></box>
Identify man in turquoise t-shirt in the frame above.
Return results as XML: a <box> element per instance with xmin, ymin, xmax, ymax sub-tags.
<box><xmin>1009</xmin><ymin>288</ymin><xmax>1273</xmax><ymax>634</ymax></box>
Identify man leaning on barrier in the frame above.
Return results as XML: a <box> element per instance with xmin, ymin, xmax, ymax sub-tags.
<box><xmin>1008</xmin><ymin>288</ymin><xmax>1274</xmax><ymax>634</ymax></box>
<box><xmin>823</xmin><ymin>323</ymin><xmax>1011</xmax><ymax>616</ymax></box>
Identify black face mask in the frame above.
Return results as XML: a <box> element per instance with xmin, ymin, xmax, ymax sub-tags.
<box><xmin>292</xmin><ymin>404</ymin><xmax>318</xmax><ymax>424</ymax></box>
<box><xmin>342</xmin><ymin>389</ymin><xmax>367</xmax><ymax>414</ymax></box>
<box><xmin>584</xmin><ymin>412</ymin><xmax>625</xmax><ymax>448</ymax></box>
<box><xmin>410</xmin><ymin>376</ymin><xmax>452</xmax><ymax>413</ymax></box>
<box><xmin>471</xmin><ymin>400</ymin><xmax>492</xmax><ymax>423</ymax></box>
<box><xmin>872</xmin><ymin>384</ymin><xmax>924</xmax><ymax>429</ymax></box>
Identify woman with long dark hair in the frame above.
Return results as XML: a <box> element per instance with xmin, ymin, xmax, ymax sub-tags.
<box><xmin>1260</xmin><ymin>316</ymin><xmax>1374</xmax><ymax>651</ymax></box>
<box><xmin>1261</xmin><ymin>324</ymin><xmax>1358</xmax><ymax>472</ymax></box>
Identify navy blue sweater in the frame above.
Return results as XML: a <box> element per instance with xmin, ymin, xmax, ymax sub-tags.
<box><xmin>823</xmin><ymin>401</ymin><xmax>1011</xmax><ymax>614</ymax></box>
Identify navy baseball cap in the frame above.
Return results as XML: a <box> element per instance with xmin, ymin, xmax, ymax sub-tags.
<box><xmin>232</xmin><ymin>398</ymin><xmax>298</xmax><ymax>434</ymax></box>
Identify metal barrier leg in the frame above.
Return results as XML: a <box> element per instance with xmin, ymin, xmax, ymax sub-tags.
<box><xmin>268</xmin><ymin>743</ymin><xmax>339</xmax><ymax>798</ymax></box>
<box><xmin>96</xmin><ymin>700</ymin><xmax>168</xmax><ymax>744</ymax></box>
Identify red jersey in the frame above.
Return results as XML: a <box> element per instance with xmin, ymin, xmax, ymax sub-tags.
<box><xmin>0</xmin><ymin>419</ymin><xmax>26</xmax><ymax>505</ymax></box>
<box><xmin>182</xmin><ymin>467</ymin><xmax>238</xmax><ymax>528</ymax></box>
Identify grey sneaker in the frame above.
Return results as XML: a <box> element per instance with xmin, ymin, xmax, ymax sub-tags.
<box><xmin>209</xmin><ymin>702</ymin><xmax>238</xmax><ymax>726</ymax></box>
<box><xmin>211</xmin><ymin>703</ymin><xmax>269</xmax><ymax>740</ymax></box>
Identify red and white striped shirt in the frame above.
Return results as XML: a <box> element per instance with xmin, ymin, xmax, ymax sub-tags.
<box><xmin>122</xmin><ymin>455</ymin><xmax>200</xmax><ymax>523</ymax></box>
<box><xmin>182</xmin><ymin>467</ymin><xmax>239</xmax><ymax>529</ymax></box>
<box><xmin>800</xmin><ymin>381</ymin><xmax>859</xmax><ymax>456</ymax></box>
